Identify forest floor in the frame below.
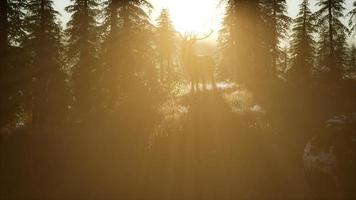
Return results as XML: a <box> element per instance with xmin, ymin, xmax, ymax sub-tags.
<box><xmin>148</xmin><ymin>82</ymin><xmax>312</xmax><ymax>199</ymax></box>
<box><xmin>0</xmin><ymin>82</ymin><xmax>316</xmax><ymax>200</ymax></box>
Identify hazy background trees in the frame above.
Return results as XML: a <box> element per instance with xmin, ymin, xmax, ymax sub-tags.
<box><xmin>0</xmin><ymin>0</ymin><xmax>27</xmax><ymax>128</ymax></box>
<box><xmin>1</xmin><ymin>0</ymin><xmax>355</xmax><ymax>132</ymax></box>
<box><xmin>25</xmin><ymin>0</ymin><xmax>68</xmax><ymax>129</ymax></box>
<box><xmin>65</xmin><ymin>0</ymin><xmax>100</xmax><ymax>114</ymax></box>
<box><xmin>261</xmin><ymin>0</ymin><xmax>291</xmax><ymax>74</ymax></box>
<box><xmin>315</xmin><ymin>0</ymin><xmax>348</xmax><ymax>79</ymax></box>
<box><xmin>288</xmin><ymin>0</ymin><xmax>316</xmax><ymax>81</ymax></box>
<box><xmin>0</xmin><ymin>0</ymin><xmax>356</xmax><ymax>199</ymax></box>
<box><xmin>155</xmin><ymin>8</ymin><xmax>176</xmax><ymax>85</ymax></box>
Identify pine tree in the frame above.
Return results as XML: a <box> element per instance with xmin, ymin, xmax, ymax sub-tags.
<box><xmin>100</xmin><ymin>0</ymin><xmax>120</xmax><ymax>108</ymax></box>
<box><xmin>25</xmin><ymin>0</ymin><xmax>68</xmax><ymax>128</ymax></box>
<box><xmin>102</xmin><ymin>0</ymin><xmax>120</xmax><ymax>38</ymax></box>
<box><xmin>99</xmin><ymin>0</ymin><xmax>159</xmax><ymax>111</ymax></box>
<box><xmin>219</xmin><ymin>0</ymin><xmax>267</xmax><ymax>82</ymax></box>
<box><xmin>261</xmin><ymin>0</ymin><xmax>291</xmax><ymax>75</ymax></box>
<box><xmin>281</xmin><ymin>44</ymin><xmax>289</xmax><ymax>73</ymax></box>
<box><xmin>289</xmin><ymin>0</ymin><xmax>316</xmax><ymax>81</ymax></box>
<box><xmin>347</xmin><ymin>1</ymin><xmax>356</xmax><ymax>35</ymax></box>
<box><xmin>0</xmin><ymin>0</ymin><xmax>26</xmax><ymax>55</ymax></box>
<box><xmin>219</xmin><ymin>0</ymin><xmax>238</xmax><ymax>80</ymax></box>
<box><xmin>0</xmin><ymin>0</ymin><xmax>27</xmax><ymax>126</ymax></box>
<box><xmin>156</xmin><ymin>8</ymin><xmax>176</xmax><ymax>83</ymax></box>
<box><xmin>116</xmin><ymin>0</ymin><xmax>157</xmax><ymax>89</ymax></box>
<box><xmin>347</xmin><ymin>2</ymin><xmax>356</xmax><ymax>72</ymax></box>
<box><xmin>346</xmin><ymin>44</ymin><xmax>356</xmax><ymax>71</ymax></box>
<box><xmin>111</xmin><ymin>0</ymin><xmax>160</xmax><ymax>148</ymax></box>
<box><xmin>65</xmin><ymin>0</ymin><xmax>99</xmax><ymax>113</ymax></box>
<box><xmin>315</xmin><ymin>0</ymin><xmax>348</xmax><ymax>79</ymax></box>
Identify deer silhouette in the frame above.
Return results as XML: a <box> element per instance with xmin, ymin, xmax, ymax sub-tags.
<box><xmin>180</xmin><ymin>31</ymin><xmax>216</xmax><ymax>92</ymax></box>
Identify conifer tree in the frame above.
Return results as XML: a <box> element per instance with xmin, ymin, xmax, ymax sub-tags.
<box><xmin>100</xmin><ymin>0</ymin><xmax>120</xmax><ymax>107</ymax></box>
<box><xmin>0</xmin><ymin>0</ymin><xmax>27</xmax><ymax>126</ymax></box>
<box><xmin>155</xmin><ymin>8</ymin><xmax>176</xmax><ymax>83</ymax></box>
<box><xmin>65</xmin><ymin>0</ymin><xmax>99</xmax><ymax>113</ymax></box>
<box><xmin>116</xmin><ymin>0</ymin><xmax>157</xmax><ymax>90</ymax></box>
<box><xmin>99</xmin><ymin>0</ymin><xmax>159</xmax><ymax>110</ymax></box>
<box><xmin>219</xmin><ymin>0</ymin><xmax>238</xmax><ymax>80</ymax></box>
<box><xmin>261</xmin><ymin>0</ymin><xmax>290</xmax><ymax>74</ymax></box>
<box><xmin>346</xmin><ymin>44</ymin><xmax>356</xmax><ymax>71</ymax></box>
<box><xmin>25</xmin><ymin>0</ymin><xmax>68</xmax><ymax>128</ymax></box>
<box><xmin>347</xmin><ymin>1</ymin><xmax>356</xmax><ymax>35</ymax></box>
<box><xmin>110</xmin><ymin>0</ymin><xmax>160</xmax><ymax>148</ymax></box>
<box><xmin>289</xmin><ymin>0</ymin><xmax>316</xmax><ymax>81</ymax></box>
<box><xmin>0</xmin><ymin>0</ymin><xmax>26</xmax><ymax>56</ymax></box>
<box><xmin>219</xmin><ymin>0</ymin><xmax>266</xmax><ymax>81</ymax></box>
<box><xmin>102</xmin><ymin>0</ymin><xmax>120</xmax><ymax>38</ymax></box>
<box><xmin>315</xmin><ymin>0</ymin><xmax>348</xmax><ymax>79</ymax></box>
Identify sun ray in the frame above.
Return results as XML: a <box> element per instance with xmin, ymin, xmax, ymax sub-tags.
<box><xmin>151</xmin><ymin>0</ymin><xmax>224</xmax><ymax>35</ymax></box>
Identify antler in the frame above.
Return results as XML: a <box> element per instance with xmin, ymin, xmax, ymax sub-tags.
<box><xmin>177</xmin><ymin>31</ymin><xmax>194</xmax><ymax>41</ymax></box>
<box><xmin>178</xmin><ymin>30</ymin><xmax>214</xmax><ymax>42</ymax></box>
<box><xmin>194</xmin><ymin>30</ymin><xmax>214</xmax><ymax>41</ymax></box>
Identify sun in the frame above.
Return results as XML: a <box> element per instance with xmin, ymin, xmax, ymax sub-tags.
<box><xmin>152</xmin><ymin>0</ymin><xmax>224</xmax><ymax>36</ymax></box>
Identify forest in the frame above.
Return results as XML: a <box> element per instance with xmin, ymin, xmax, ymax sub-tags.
<box><xmin>0</xmin><ymin>0</ymin><xmax>356</xmax><ymax>199</ymax></box>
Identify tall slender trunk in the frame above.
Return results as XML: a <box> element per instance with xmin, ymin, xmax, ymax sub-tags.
<box><xmin>352</xmin><ymin>52</ymin><xmax>355</xmax><ymax>70</ymax></box>
<box><xmin>0</xmin><ymin>0</ymin><xmax>9</xmax><ymax>55</ymax></box>
<box><xmin>272</xmin><ymin>0</ymin><xmax>277</xmax><ymax>74</ymax></box>
<box><xmin>230</xmin><ymin>2</ymin><xmax>238</xmax><ymax>80</ymax></box>
<box><xmin>328</xmin><ymin>0</ymin><xmax>334</xmax><ymax>59</ymax></box>
<box><xmin>108</xmin><ymin>0</ymin><xmax>119</xmax><ymax>105</ymax></box>
<box><xmin>33</xmin><ymin>0</ymin><xmax>47</xmax><ymax>128</ymax></box>
<box><xmin>77</xmin><ymin>0</ymin><xmax>92</xmax><ymax>112</ymax></box>
<box><xmin>327</xmin><ymin>0</ymin><xmax>339</xmax><ymax>79</ymax></box>
<box><xmin>122</xmin><ymin>0</ymin><xmax>130</xmax><ymax>30</ymax></box>
<box><xmin>81</xmin><ymin>0</ymin><xmax>90</xmax><ymax>63</ymax></box>
<box><xmin>284</xmin><ymin>47</ymin><xmax>288</xmax><ymax>72</ymax></box>
<box><xmin>110</xmin><ymin>0</ymin><xmax>118</xmax><ymax>35</ymax></box>
<box><xmin>0</xmin><ymin>0</ymin><xmax>10</xmax><ymax>126</ymax></box>
<box><xmin>301</xmin><ymin>1</ymin><xmax>307</xmax><ymax>74</ymax></box>
<box><xmin>32</xmin><ymin>0</ymin><xmax>46</xmax><ymax>128</ymax></box>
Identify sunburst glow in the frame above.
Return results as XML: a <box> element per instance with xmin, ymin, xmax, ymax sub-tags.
<box><xmin>151</xmin><ymin>0</ymin><xmax>224</xmax><ymax>35</ymax></box>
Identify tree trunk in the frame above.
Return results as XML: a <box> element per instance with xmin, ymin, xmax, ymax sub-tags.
<box><xmin>0</xmin><ymin>0</ymin><xmax>9</xmax><ymax>55</ymax></box>
<box><xmin>0</xmin><ymin>0</ymin><xmax>9</xmax><ymax>126</ymax></box>
<box><xmin>272</xmin><ymin>0</ymin><xmax>278</xmax><ymax>75</ymax></box>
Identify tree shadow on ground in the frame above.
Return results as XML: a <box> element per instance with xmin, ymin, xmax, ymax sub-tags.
<box><xmin>148</xmin><ymin>90</ymin><xmax>311</xmax><ymax>200</ymax></box>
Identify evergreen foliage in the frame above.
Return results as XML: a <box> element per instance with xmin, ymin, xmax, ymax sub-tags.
<box><xmin>219</xmin><ymin>0</ymin><xmax>238</xmax><ymax>80</ymax></box>
<box><xmin>260</xmin><ymin>0</ymin><xmax>291</xmax><ymax>74</ymax></box>
<box><xmin>219</xmin><ymin>0</ymin><xmax>267</xmax><ymax>82</ymax></box>
<box><xmin>25</xmin><ymin>0</ymin><xmax>68</xmax><ymax>128</ymax></box>
<box><xmin>346</xmin><ymin>44</ymin><xmax>356</xmax><ymax>71</ymax></box>
<box><xmin>65</xmin><ymin>0</ymin><xmax>100</xmax><ymax>113</ymax></box>
<box><xmin>155</xmin><ymin>8</ymin><xmax>176</xmax><ymax>84</ymax></box>
<box><xmin>315</xmin><ymin>0</ymin><xmax>348</xmax><ymax>79</ymax></box>
<box><xmin>347</xmin><ymin>1</ymin><xmax>356</xmax><ymax>35</ymax></box>
<box><xmin>0</xmin><ymin>0</ymin><xmax>27</xmax><ymax>126</ymax></box>
<box><xmin>288</xmin><ymin>0</ymin><xmax>316</xmax><ymax>81</ymax></box>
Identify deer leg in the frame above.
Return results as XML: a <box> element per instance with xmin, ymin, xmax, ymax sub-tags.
<box><xmin>212</xmin><ymin>74</ymin><xmax>217</xmax><ymax>90</ymax></box>
<box><xmin>190</xmin><ymin>79</ymin><xmax>194</xmax><ymax>92</ymax></box>
<box><xmin>202</xmin><ymin>76</ymin><xmax>206</xmax><ymax>90</ymax></box>
<box><xmin>190</xmin><ymin>78</ymin><xmax>196</xmax><ymax>93</ymax></box>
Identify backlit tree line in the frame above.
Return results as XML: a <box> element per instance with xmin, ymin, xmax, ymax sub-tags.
<box><xmin>1</xmin><ymin>0</ymin><xmax>356</xmax><ymax>130</ymax></box>
<box><xmin>1</xmin><ymin>1</ymin><xmax>356</xmax><ymax>199</ymax></box>
<box><xmin>0</xmin><ymin>0</ymin><xmax>179</xmax><ymax>130</ymax></box>
<box><xmin>219</xmin><ymin>0</ymin><xmax>356</xmax><ymax>83</ymax></box>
